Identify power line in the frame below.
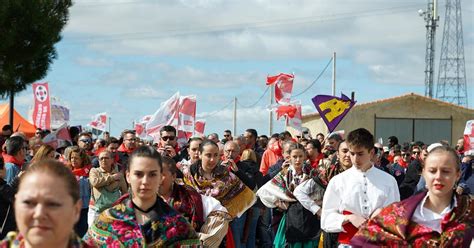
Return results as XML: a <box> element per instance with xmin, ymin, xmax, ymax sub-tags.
<box><xmin>63</xmin><ymin>4</ymin><xmax>421</xmax><ymax>44</ymax></box>
<box><xmin>202</xmin><ymin>99</ymin><xmax>234</xmax><ymax>117</ymax></box>
<box><xmin>293</xmin><ymin>57</ymin><xmax>333</xmax><ymax>97</ymax></box>
<box><xmin>237</xmin><ymin>86</ymin><xmax>270</xmax><ymax>108</ymax></box>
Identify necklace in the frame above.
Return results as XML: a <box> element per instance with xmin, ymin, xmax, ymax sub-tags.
<box><xmin>132</xmin><ymin>200</ymin><xmax>156</xmax><ymax>213</ymax></box>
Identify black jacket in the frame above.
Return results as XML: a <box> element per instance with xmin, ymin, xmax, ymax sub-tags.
<box><xmin>399</xmin><ymin>159</ymin><xmax>423</xmax><ymax>200</ymax></box>
<box><xmin>0</xmin><ymin>178</ymin><xmax>17</xmax><ymax>239</ymax></box>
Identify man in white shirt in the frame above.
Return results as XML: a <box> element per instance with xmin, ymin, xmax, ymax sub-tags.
<box><xmin>321</xmin><ymin>128</ymin><xmax>400</xmax><ymax>247</ymax></box>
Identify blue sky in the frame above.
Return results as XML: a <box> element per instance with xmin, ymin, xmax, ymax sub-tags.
<box><xmin>5</xmin><ymin>0</ymin><xmax>474</xmax><ymax>138</ymax></box>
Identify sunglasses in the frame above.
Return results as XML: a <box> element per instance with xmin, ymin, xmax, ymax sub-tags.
<box><xmin>161</xmin><ymin>136</ymin><xmax>175</xmax><ymax>141</ymax></box>
<box><xmin>79</xmin><ymin>139</ymin><xmax>92</xmax><ymax>144</ymax></box>
<box><xmin>402</xmin><ymin>153</ymin><xmax>411</xmax><ymax>157</ymax></box>
<box><xmin>412</xmin><ymin>151</ymin><xmax>420</xmax><ymax>155</ymax></box>
<box><xmin>224</xmin><ymin>134</ymin><xmax>230</xmax><ymax>137</ymax></box>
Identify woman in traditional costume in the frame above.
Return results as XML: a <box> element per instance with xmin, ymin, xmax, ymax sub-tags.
<box><xmin>160</xmin><ymin>156</ymin><xmax>231</xmax><ymax>247</ymax></box>
<box><xmin>84</xmin><ymin>146</ymin><xmax>200</xmax><ymax>247</ymax></box>
<box><xmin>183</xmin><ymin>140</ymin><xmax>256</xmax><ymax>246</ymax></box>
<box><xmin>351</xmin><ymin>146</ymin><xmax>474</xmax><ymax>247</ymax></box>
<box><xmin>256</xmin><ymin>143</ymin><xmax>319</xmax><ymax>248</ymax></box>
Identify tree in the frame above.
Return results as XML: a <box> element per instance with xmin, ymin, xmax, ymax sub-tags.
<box><xmin>0</xmin><ymin>0</ymin><xmax>72</xmax><ymax>126</ymax></box>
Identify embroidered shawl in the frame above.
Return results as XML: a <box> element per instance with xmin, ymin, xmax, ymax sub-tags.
<box><xmin>256</xmin><ymin>163</ymin><xmax>312</xmax><ymax>208</ymax></box>
<box><xmin>351</xmin><ymin>191</ymin><xmax>474</xmax><ymax>248</ymax></box>
<box><xmin>0</xmin><ymin>232</ymin><xmax>92</xmax><ymax>248</ymax></box>
<box><xmin>83</xmin><ymin>194</ymin><xmax>200</xmax><ymax>247</ymax></box>
<box><xmin>166</xmin><ymin>183</ymin><xmax>205</xmax><ymax>232</ymax></box>
<box><xmin>183</xmin><ymin>162</ymin><xmax>256</xmax><ymax>218</ymax></box>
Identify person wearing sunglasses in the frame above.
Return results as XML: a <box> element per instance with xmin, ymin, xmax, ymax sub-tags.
<box><xmin>77</xmin><ymin>132</ymin><xmax>94</xmax><ymax>157</ymax></box>
<box><xmin>157</xmin><ymin>125</ymin><xmax>182</xmax><ymax>162</ymax></box>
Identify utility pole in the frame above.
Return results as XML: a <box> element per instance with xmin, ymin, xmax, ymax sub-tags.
<box><xmin>420</xmin><ymin>0</ymin><xmax>439</xmax><ymax>98</ymax></box>
<box><xmin>108</xmin><ymin>117</ymin><xmax>111</xmax><ymax>133</ymax></box>
<box><xmin>233</xmin><ymin>97</ymin><xmax>237</xmax><ymax>135</ymax></box>
<box><xmin>269</xmin><ymin>85</ymin><xmax>274</xmax><ymax>135</ymax></box>
<box><xmin>332</xmin><ymin>52</ymin><xmax>336</xmax><ymax>96</ymax></box>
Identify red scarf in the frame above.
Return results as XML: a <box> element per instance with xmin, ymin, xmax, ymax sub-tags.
<box><xmin>3</xmin><ymin>153</ymin><xmax>25</xmax><ymax>169</ymax></box>
<box><xmin>268</xmin><ymin>141</ymin><xmax>282</xmax><ymax>157</ymax></box>
<box><xmin>72</xmin><ymin>164</ymin><xmax>92</xmax><ymax>178</ymax></box>
<box><xmin>397</xmin><ymin>157</ymin><xmax>409</xmax><ymax>169</ymax></box>
<box><xmin>117</xmin><ymin>143</ymin><xmax>136</xmax><ymax>154</ymax></box>
<box><xmin>309</xmin><ymin>153</ymin><xmax>325</xmax><ymax>169</ymax></box>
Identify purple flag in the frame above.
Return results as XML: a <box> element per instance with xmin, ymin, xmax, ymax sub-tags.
<box><xmin>312</xmin><ymin>93</ymin><xmax>356</xmax><ymax>133</ymax></box>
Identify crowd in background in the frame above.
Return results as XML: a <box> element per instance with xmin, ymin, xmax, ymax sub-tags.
<box><xmin>0</xmin><ymin>123</ymin><xmax>472</xmax><ymax>247</ymax></box>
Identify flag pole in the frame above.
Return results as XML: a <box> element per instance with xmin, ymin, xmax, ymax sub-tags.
<box><xmin>108</xmin><ymin>117</ymin><xmax>111</xmax><ymax>133</ymax></box>
<box><xmin>233</xmin><ymin>97</ymin><xmax>237</xmax><ymax>135</ymax></box>
<box><xmin>332</xmin><ymin>52</ymin><xmax>336</xmax><ymax>96</ymax></box>
<box><xmin>269</xmin><ymin>85</ymin><xmax>274</xmax><ymax>135</ymax></box>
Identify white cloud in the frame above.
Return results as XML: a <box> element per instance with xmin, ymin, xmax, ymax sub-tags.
<box><xmin>75</xmin><ymin>57</ymin><xmax>113</xmax><ymax>67</ymax></box>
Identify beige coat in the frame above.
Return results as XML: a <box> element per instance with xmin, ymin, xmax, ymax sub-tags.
<box><xmin>89</xmin><ymin>166</ymin><xmax>128</xmax><ymax>203</ymax></box>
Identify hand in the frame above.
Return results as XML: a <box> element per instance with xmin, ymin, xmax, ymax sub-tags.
<box><xmin>226</xmin><ymin>159</ymin><xmax>238</xmax><ymax>172</ymax></box>
<box><xmin>346</xmin><ymin>214</ymin><xmax>367</xmax><ymax>228</ymax></box>
<box><xmin>165</xmin><ymin>146</ymin><xmax>177</xmax><ymax>157</ymax></box>
<box><xmin>282</xmin><ymin>160</ymin><xmax>290</xmax><ymax>168</ymax></box>
<box><xmin>316</xmin><ymin>209</ymin><xmax>322</xmax><ymax>217</ymax></box>
<box><xmin>275</xmin><ymin>200</ymin><xmax>289</xmax><ymax>211</ymax></box>
<box><xmin>112</xmin><ymin>173</ymin><xmax>122</xmax><ymax>181</ymax></box>
<box><xmin>157</xmin><ymin>147</ymin><xmax>167</xmax><ymax>157</ymax></box>
<box><xmin>371</xmin><ymin>208</ymin><xmax>382</xmax><ymax>218</ymax></box>
<box><xmin>461</xmin><ymin>156</ymin><xmax>471</xmax><ymax>163</ymax></box>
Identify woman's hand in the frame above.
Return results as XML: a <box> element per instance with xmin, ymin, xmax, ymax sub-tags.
<box><xmin>275</xmin><ymin>200</ymin><xmax>289</xmax><ymax>211</ymax></box>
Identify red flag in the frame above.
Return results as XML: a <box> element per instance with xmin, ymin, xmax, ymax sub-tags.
<box><xmin>177</xmin><ymin>95</ymin><xmax>197</xmax><ymax>146</ymax></box>
<box><xmin>32</xmin><ymin>82</ymin><xmax>51</xmax><ymax>130</ymax></box>
<box><xmin>88</xmin><ymin>112</ymin><xmax>107</xmax><ymax>131</ymax></box>
<box><xmin>286</xmin><ymin>104</ymin><xmax>302</xmax><ymax>134</ymax></box>
<box><xmin>276</xmin><ymin>105</ymin><xmax>298</xmax><ymax>120</ymax></box>
<box><xmin>194</xmin><ymin>120</ymin><xmax>206</xmax><ymax>137</ymax></box>
<box><xmin>267</xmin><ymin>73</ymin><xmax>294</xmax><ymax>104</ymax></box>
<box><xmin>146</xmin><ymin>92</ymin><xmax>180</xmax><ymax>142</ymax></box>
<box><xmin>42</xmin><ymin>123</ymin><xmax>72</xmax><ymax>149</ymax></box>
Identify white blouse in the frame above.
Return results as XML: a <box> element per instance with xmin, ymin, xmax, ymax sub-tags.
<box><xmin>412</xmin><ymin>193</ymin><xmax>456</xmax><ymax>233</ymax></box>
<box><xmin>321</xmin><ymin>165</ymin><xmax>400</xmax><ymax>233</ymax></box>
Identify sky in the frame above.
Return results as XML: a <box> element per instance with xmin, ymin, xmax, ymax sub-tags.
<box><xmin>5</xmin><ymin>0</ymin><xmax>474</xmax><ymax>138</ymax></box>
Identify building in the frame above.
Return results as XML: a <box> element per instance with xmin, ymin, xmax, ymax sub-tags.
<box><xmin>300</xmin><ymin>93</ymin><xmax>474</xmax><ymax>146</ymax></box>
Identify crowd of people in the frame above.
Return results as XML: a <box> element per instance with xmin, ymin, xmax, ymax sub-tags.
<box><xmin>0</xmin><ymin>123</ymin><xmax>473</xmax><ymax>247</ymax></box>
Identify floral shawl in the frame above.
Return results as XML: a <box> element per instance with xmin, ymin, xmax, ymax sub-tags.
<box><xmin>351</xmin><ymin>191</ymin><xmax>474</xmax><ymax>248</ymax></box>
<box><xmin>83</xmin><ymin>194</ymin><xmax>200</xmax><ymax>247</ymax></box>
<box><xmin>256</xmin><ymin>163</ymin><xmax>312</xmax><ymax>208</ymax></box>
<box><xmin>183</xmin><ymin>162</ymin><xmax>256</xmax><ymax>218</ymax></box>
<box><xmin>0</xmin><ymin>232</ymin><xmax>92</xmax><ymax>248</ymax></box>
<box><xmin>166</xmin><ymin>183</ymin><xmax>205</xmax><ymax>232</ymax></box>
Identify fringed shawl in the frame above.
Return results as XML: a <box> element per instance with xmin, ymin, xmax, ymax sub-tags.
<box><xmin>256</xmin><ymin>163</ymin><xmax>312</xmax><ymax>208</ymax></box>
<box><xmin>351</xmin><ymin>191</ymin><xmax>474</xmax><ymax>248</ymax></box>
<box><xmin>166</xmin><ymin>183</ymin><xmax>205</xmax><ymax>232</ymax></box>
<box><xmin>183</xmin><ymin>162</ymin><xmax>256</xmax><ymax>219</ymax></box>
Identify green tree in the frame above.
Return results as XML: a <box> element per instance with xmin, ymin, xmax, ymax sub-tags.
<box><xmin>0</xmin><ymin>0</ymin><xmax>72</xmax><ymax>125</ymax></box>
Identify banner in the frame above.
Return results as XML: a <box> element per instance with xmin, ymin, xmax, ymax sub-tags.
<box><xmin>286</xmin><ymin>104</ymin><xmax>302</xmax><ymax>134</ymax></box>
<box><xmin>51</xmin><ymin>104</ymin><xmax>70</xmax><ymax>129</ymax></box>
<box><xmin>463</xmin><ymin>120</ymin><xmax>474</xmax><ymax>155</ymax></box>
<box><xmin>177</xmin><ymin>95</ymin><xmax>196</xmax><ymax>146</ymax></box>
<box><xmin>276</xmin><ymin>104</ymin><xmax>298</xmax><ymax>120</ymax></box>
<box><xmin>194</xmin><ymin>120</ymin><xmax>206</xmax><ymax>137</ymax></box>
<box><xmin>88</xmin><ymin>112</ymin><xmax>107</xmax><ymax>131</ymax></box>
<box><xmin>146</xmin><ymin>92</ymin><xmax>180</xmax><ymax>142</ymax></box>
<box><xmin>32</xmin><ymin>82</ymin><xmax>51</xmax><ymax>130</ymax></box>
<box><xmin>135</xmin><ymin>115</ymin><xmax>152</xmax><ymax>139</ymax></box>
<box><xmin>42</xmin><ymin>123</ymin><xmax>72</xmax><ymax>149</ymax></box>
<box><xmin>266</xmin><ymin>73</ymin><xmax>294</xmax><ymax>104</ymax></box>
<box><xmin>312</xmin><ymin>93</ymin><xmax>356</xmax><ymax>133</ymax></box>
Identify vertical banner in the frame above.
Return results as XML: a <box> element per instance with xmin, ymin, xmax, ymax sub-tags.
<box><xmin>194</xmin><ymin>120</ymin><xmax>206</xmax><ymax>137</ymax></box>
<box><xmin>177</xmin><ymin>95</ymin><xmax>196</xmax><ymax>146</ymax></box>
<box><xmin>32</xmin><ymin>82</ymin><xmax>51</xmax><ymax>130</ymax></box>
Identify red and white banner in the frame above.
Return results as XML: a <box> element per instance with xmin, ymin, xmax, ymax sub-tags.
<box><xmin>42</xmin><ymin>123</ymin><xmax>72</xmax><ymax>149</ymax></box>
<box><xmin>135</xmin><ymin>115</ymin><xmax>152</xmax><ymax>139</ymax></box>
<box><xmin>267</xmin><ymin>73</ymin><xmax>294</xmax><ymax>104</ymax></box>
<box><xmin>51</xmin><ymin>104</ymin><xmax>70</xmax><ymax>129</ymax></box>
<box><xmin>146</xmin><ymin>92</ymin><xmax>180</xmax><ymax>142</ymax></box>
<box><xmin>194</xmin><ymin>120</ymin><xmax>206</xmax><ymax>137</ymax></box>
<box><xmin>177</xmin><ymin>95</ymin><xmax>196</xmax><ymax>146</ymax></box>
<box><xmin>32</xmin><ymin>82</ymin><xmax>51</xmax><ymax>130</ymax></box>
<box><xmin>463</xmin><ymin>120</ymin><xmax>474</xmax><ymax>155</ymax></box>
<box><xmin>89</xmin><ymin>112</ymin><xmax>107</xmax><ymax>131</ymax></box>
<box><xmin>286</xmin><ymin>104</ymin><xmax>302</xmax><ymax>134</ymax></box>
